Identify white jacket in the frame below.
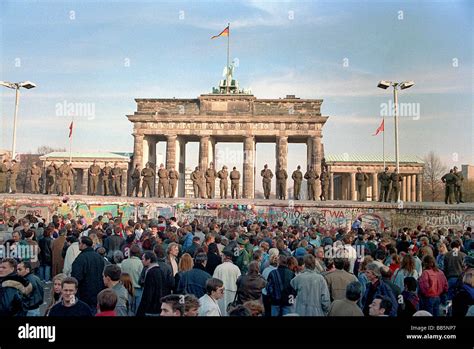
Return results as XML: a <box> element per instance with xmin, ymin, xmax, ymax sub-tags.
<box><xmin>63</xmin><ymin>242</ymin><xmax>81</xmax><ymax>276</ymax></box>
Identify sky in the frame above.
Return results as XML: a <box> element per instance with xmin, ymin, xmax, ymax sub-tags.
<box><xmin>0</xmin><ymin>0</ymin><xmax>472</xmax><ymax>192</ymax></box>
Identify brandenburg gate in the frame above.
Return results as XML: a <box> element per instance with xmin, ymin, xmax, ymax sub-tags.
<box><xmin>127</xmin><ymin>93</ymin><xmax>328</xmax><ymax>199</ymax></box>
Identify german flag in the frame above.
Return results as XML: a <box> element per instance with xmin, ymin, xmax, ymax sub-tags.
<box><xmin>211</xmin><ymin>26</ymin><xmax>229</xmax><ymax>39</ymax></box>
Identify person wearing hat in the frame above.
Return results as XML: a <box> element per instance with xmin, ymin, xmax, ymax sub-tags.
<box><xmin>360</xmin><ymin>262</ymin><xmax>398</xmax><ymax>316</ymax></box>
<box><xmin>168</xmin><ymin>166</ymin><xmax>179</xmax><ymax>198</ymax></box>
<box><xmin>441</xmin><ymin>169</ymin><xmax>457</xmax><ymax>204</ymax></box>
<box><xmin>355</xmin><ymin>167</ymin><xmax>369</xmax><ymax>202</ymax></box>
<box><xmin>217</xmin><ymin>165</ymin><xmax>229</xmax><ymax>199</ymax></box>
<box><xmin>389</xmin><ymin>168</ymin><xmax>403</xmax><ymax>202</ymax></box>
<box><xmin>453</xmin><ymin>166</ymin><xmax>464</xmax><ymax>203</ymax></box>
<box><xmin>304</xmin><ymin>165</ymin><xmax>319</xmax><ymax>201</ymax></box>
<box><xmin>235</xmin><ymin>237</ymin><xmax>251</xmax><ymax>274</ymax></box>
<box><xmin>378</xmin><ymin>167</ymin><xmax>391</xmax><ymax>202</ymax></box>
<box><xmin>141</xmin><ymin>162</ymin><xmax>155</xmax><ymax>198</ymax></box>
<box><xmin>29</xmin><ymin>162</ymin><xmax>42</xmax><ymax>194</ymax></box>
<box><xmin>0</xmin><ymin>159</ymin><xmax>9</xmax><ymax>193</ymax></box>
<box><xmin>205</xmin><ymin>162</ymin><xmax>217</xmax><ymax>199</ymax></box>
<box><xmin>88</xmin><ymin>159</ymin><xmax>101</xmax><ymax>195</ymax></box>
<box><xmin>291</xmin><ymin>165</ymin><xmax>303</xmax><ymax>200</ymax></box>
<box><xmin>157</xmin><ymin>163</ymin><xmax>168</xmax><ymax>198</ymax></box>
<box><xmin>230</xmin><ymin>166</ymin><xmax>240</xmax><ymax>199</ymax></box>
<box><xmin>261</xmin><ymin>164</ymin><xmax>273</xmax><ymax>200</ymax></box>
<box><xmin>66</xmin><ymin>162</ymin><xmax>76</xmax><ymax>195</ymax></box>
<box><xmin>57</xmin><ymin>160</ymin><xmax>69</xmax><ymax>196</ymax></box>
<box><xmin>8</xmin><ymin>159</ymin><xmax>20</xmax><ymax>194</ymax></box>
<box><xmin>101</xmin><ymin>162</ymin><xmax>112</xmax><ymax>196</ymax></box>
<box><xmin>275</xmin><ymin>162</ymin><xmax>287</xmax><ymax>200</ymax></box>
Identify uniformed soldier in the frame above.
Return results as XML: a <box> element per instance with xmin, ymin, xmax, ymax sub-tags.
<box><xmin>0</xmin><ymin>159</ymin><xmax>9</xmax><ymax>193</ymax></box>
<box><xmin>205</xmin><ymin>162</ymin><xmax>218</xmax><ymax>199</ymax></box>
<box><xmin>45</xmin><ymin>161</ymin><xmax>57</xmax><ymax>195</ymax></box>
<box><xmin>230</xmin><ymin>166</ymin><xmax>240</xmax><ymax>199</ymax></box>
<box><xmin>8</xmin><ymin>159</ymin><xmax>20</xmax><ymax>194</ymax></box>
<box><xmin>102</xmin><ymin>162</ymin><xmax>112</xmax><ymax>196</ymax></box>
<box><xmin>191</xmin><ymin>167</ymin><xmax>205</xmax><ymax>198</ymax></box>
<box><xmin>321</xmin><ymin>157</ymin><xmax>328</xmax><ymax>174</ymax></box>
<box><xmin>67</xmin><ymin>163</ymin><xmax>76</xmax><ymax>195</ymax></box>
<box><xmin>30</xmin><ymin>162</ymin><xmax>41</xmax><ymax>194</ymax></box>
<box><xmin>291</xmin><ymin>165</ymin><xmax>303</xmax><ymax>200</ymax></box>
<box><xmin>168</xmin><ymin>167</ymin><xmax>179</xmax><ymax>198</ymax></box>
<box><xmin>141</xmin><ymin>163</ymin><xmax>155</xmax><ymax>198</ymax></box>
<box><xmin>217</xmin><ymin>165</ymin><xmax>229</xmax><ymax>199</ymax></box>
<box><xmin>157</xmin><ymin>163</ymin><xmax>169</xmax><ymax>198</ymax></box>
<box><xmin>130</xmin><ymin>164</ymin><xmax>141</xmax><ymax>197</ymax></box>
<box><xmin>275</xmin><ymin>165</ymin><xmax>288</xmax><ymax>200</ymax></box>
<box><xmin>453</xmin><ymin>166</ymin><xmax>464</xmax><ymax>203</ymax></box>
<box><xmin>58</xmin><ymin>160</ymin><xmax>69</xmax><ymax>196</ymax></box>
<box><xmin>356</xmin><ymin>167</ymin><xmax>369</xmax><ymax>202</ymax></box>
<box><xmin>88</xmin><ymin>160</ymin><xmax>101</xmax><ymax>195</ymax></box>
<box><xmin>111</xmin><ymin>162</ymin><xmax>123</xmax><ymax>196</ymax></box>
<box><xmin>441</xmin><ymin>169</ymin><xmax>456</xmax><ymax>205</ymax></box>
<box><xmin>261</xmin><ymin>164</ymin><xmax>273</xmax><ymax>200</ymax></box>
<box><xmin>320</xmin><ymin>169</ymin><xmax>329</xmax><ymax>201</ymax></box>
<box><xmin>378</xmin><ymin>167</ymin><xmax>391</xmax><ymax>202</ymax></box>
<box><xmin>390</xmin><ymin>169</ymin><xmax>403</xmax><ymax>202</ymax></box>
<box><xmin>304</xmin><ymin>165</ymin><xmax>319</xmax><ymax>201</ymax></box>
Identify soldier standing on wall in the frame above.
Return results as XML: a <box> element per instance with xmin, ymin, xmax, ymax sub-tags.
<box><xmin>292</xmin><ymin>165</ymin><xmax>303</xmax><ymax>200</ymax></box>
<box><xmin>218</xmin><ymin>165</ymin><xmax>229</xmax><ymax>199</ymax></box>
<box><xmin>261</xmin><ymin>164</ymin><xmax>273</xmax><ymax>200</ymax></box>
<box><xmin>230</xmin><ymin>166</ymin><xmax>240</xmax><ymax>199</ymax></box>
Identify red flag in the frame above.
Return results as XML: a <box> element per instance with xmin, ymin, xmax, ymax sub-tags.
<box><xmin>69</xmin><ymin>121</ymin><xmax>73</xmax><ymax>138</ymax></box>
<box><xmin>211</xmin><ymin>26</ymin><xmax>229</xmax><ymax>39</ymax></box>
<box><xmin>373</xmin><ymin>119</ymin><xmax>384</xmax><ymax>136</ymax></box>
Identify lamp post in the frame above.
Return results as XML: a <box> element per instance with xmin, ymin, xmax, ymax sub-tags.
<box><xmin>0</xmin><ymin>80</ymin><xmax>37</xmax><ymax>159</ymax></box>
<box><xmin>377</xmin><ymin>80</ymin><xmax>414</xmax><ymax>200</ymax></box>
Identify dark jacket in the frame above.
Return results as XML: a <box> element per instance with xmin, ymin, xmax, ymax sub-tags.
<box><xmin>452</xmin><ymin>284</ymin><xmax>474</xmax><ymax>317</ymax></box>
<box><xmin>103</xmin><ymin>235</ymin><xmax>125</xmax><ymax>259</ymax></box>
<box><xmin>266</xmin><ymin>266</ymin><xmax>296</xmax><ymax>306</ymax></box>
<box><xmin>24</xmin><ymin>273</ymin><xmax>44</xmax><ymax>310</ymax></box>
<box><xmin>206</xmin><ymin>252</ymin><xmax>222</xmax><ymax>276</ymax></box>
<box><xmin>39</xmin><ymin>236</ymin><xmax>53</xmax><ymax>266</ymax></box>
<box><xmin>0</xmin><ymin>273</ymin><xmax>32</xmax><ymax>316</ymax></box>
<box><xmin>48</xmin><ymin>299</ymin><xmax>93</xmax><ymax>317</ymax></box>
<box><xmin>71</xmin><ymin>247</ymin><xmax>105</xmax><ymax>309</ymax></box>
<box><xmin>236</xmin><ymin>274</ymin><xmax>267</xmax><ymax>304</ymax></box>
<box><xmin>177</xmin><ymin>264</ymin><xmax>211</xmax><ymax>299</ymax></box>
<box><xmin>157</xmin><ymin>258</ymin><xmax>175</xmax><ymax>295</ymax></box>
<box><xmin>361</xmin><ymin>279</ymin><xmax>398</xmax><ymax>317</ymax></box>
<box><xmin>136</xmin><ymin>264</ymin><xmax>166</xmax><ymax>316</ymax></box>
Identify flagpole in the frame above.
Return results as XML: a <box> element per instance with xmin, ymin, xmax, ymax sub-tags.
<box><xmin>69</xmin><ymin>115</ymin><xmax>73</xmax><ymax>163</ymax></box>
<box><xmin>226</xmin><ymin>22</ymin><xmax>230</xmax><ymax>94</ymax></box>
<box><xmin>383</xmin><ymin>115</ymin><xmax>385</xmax><ymax>169</ymax></box>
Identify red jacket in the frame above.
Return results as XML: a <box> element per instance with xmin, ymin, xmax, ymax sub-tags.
<box><xmin>96</xmin><ymin>310</ymin><xmax>116</xmax><ymax>317</ymax></box>
<box><xmin>419</xmin><ymin>269</ymin><xmax>448</xmax><ymax>298</ymax></box>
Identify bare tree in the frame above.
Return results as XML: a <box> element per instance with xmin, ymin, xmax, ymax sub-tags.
<box><xmin>422</xmin><ymin>151</ymin><xmax>448</xmax><ymax>201</ymax></box>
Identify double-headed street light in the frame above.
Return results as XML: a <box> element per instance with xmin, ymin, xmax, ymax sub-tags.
<box><xmin>0</xmin><ymin>80</ymin><xmax>37</xmax><ymax>159</ymax></box>
<box><xmin>377</xmin><ymin>80</ymin><xmax>414</xmax><ymax>201</ymax></box>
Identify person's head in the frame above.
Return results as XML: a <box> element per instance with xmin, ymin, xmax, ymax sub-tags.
<box><xmin>167</xmin><ymin>242</ymin><xmax>179</xmax><ymax>257</ymax></box>
<box><xmin>160</xmin><ymin>295</ymin><xmax>185</xmax><ymax>317</ymax></box>
<box><xmin>297</xmin><ymin>165</ymin><xmax>301</xmax><ymax>170</ymax></box>
<box><xmin>247</xmin><ymin>261</ymin><xmax>260</xmax><ymax>276</ymax></box>
<box><xmin>113</xmin><ymin>250</ymin><xmax>124</xmax><ymax>265</ymax></box>
<box><xmin>142</xmin><ymin>251</ymin><xmax>157</xmax><ymax>267</ymax></box>
<box><xmin>365</xmin><ymin>263</ymin><xmax>381</xmax><ymax>283</ymax></box>
<box><xmin>79</xmin><ymin>236</ymin><xmax>93</xmax><ymax>251</ymax></box>
<box><xmin>12</xmin><ymin>231</ymin><xmax>21</xmax><ymax>242</ymax></box>
<box><xmin>346</xmin><ymin>281</ymin><xmax>362</xmax><ymax>302</ymax></box>
<box><xmin>303</xmin><ymin>254</ymin><xmax>316</xmax><ymax>271</ymax></box>
<box><xmin>0</xmin><ymin>258</ymin><xmax>17</xmax><ymax>277</ymax></box>
<box><xmin>243</xmin><ymin>300</ymin><xmax>264</xmax><ymax>316</ymax></box>
<box><xmin>178</xmin><ymin>253</ymin><xmax>194</xmax><ymax>272</ymax></box>
<box><xmin>422</xmin><ymin>255</ymin><xmax>438</xmax><ymax>271</ymax></box>
<box><xmin>369</xmin><ymin>296</ymin><xmax>393</xmax><ymax>316</ymax></box>
<box><xmin>334</xmin><ymin>258</ymin><xmax>346</xmax><ymax>270</ymax></box>
<box><xmin>278</xmin><ymin>255</ymin><xmax>288</xmax><ymax>268</ymax></box>
<box><xmin>205</xmin><ymin>278</ymin><xmax>224</xmax><ymax>300</ymax></box>
<box><xmin>61</xmin><ymin>277</ymin><xmax>79</xmax><ymax>306</ymax></box>
<box><xmin>16</xmin><ymin>261</ymin><xmax>32</xmax><ymax>277</ymax></box>
<box><xmin>103</xmin><ymin>264</ymin><xmax>122</xmax><ymax>288</ymax></box>
<box><xmin>404</xmin><ymin>276</ymin><xmax>418</xmax><ymax>292</ymax></box>
<box><xmin>229</xmin><ymin>305</ymin><xmax>252</xmax><ymax>316</ymax></box>
<box><xmin>183</xmin><ymin>294</ymin><xmax>200</xmax><ymax>317</ymax></box>
<box><xmin>462</xmin><ymin>269</ymin><xmax>474</xmax><ymax>287</ymax></box>
<box><xmin>52</xmin><ymin>273</ymin><xmax>67</xmax><ymax>294</ymax></box>
<box><xmin>97</xmin><ymin>289</ymin><xmax>118</xmax><ymax>313</ymax></box>
<box><xmin>194</xmin><ymin>252</ymin><xmax>207</xmax><ymax>267</ymax></box>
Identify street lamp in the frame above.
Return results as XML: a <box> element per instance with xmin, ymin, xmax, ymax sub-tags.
<box><xmin>0</xmin><ymin>80</ymin><xmax>37</xmax><ymax>159</ymax></box>
<box><xmin>377</xmin><ymin>80</ymin><xmax>414</xmax><ymax>200</ymax></box>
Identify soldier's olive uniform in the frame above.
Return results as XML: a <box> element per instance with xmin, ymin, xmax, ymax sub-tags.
<box><xmin>9</xmin><ymin>162</ymin><xmax>20</xmax><ymax>193</ymax></box>
<box><xmin>320</xmin><ymin>172</ymin><xmax>329</xmax><ymax>201</ymax></box>
<box><xmin>191</xmin><ymin>169</ymin><xmax>205</xmax><ymax>198</ymax></box>
<box><xmin>205</xmin><ymin>167</ymin><xmax>217</xmax><ymax>199</ymax></box>
<box><xmin>261</xmin><ymin>168</ymin><xmax>273</xmax><ymax>199</ymax></box>
<box><xmin>217</xmin><ymin>169</ymin><xmax>229</xmax><ymax>199</ymax></box>
<box><xmin>141</xmin><ymin>167</ymin><xmax>155</xmax><ymax>197</ymax></box>
<box><xmin>378</xmin><ymin>171</ymin><xmax>391</xmax><ymax>202</ymax></box>
<box><xmin>292</xmin><ymin>169</ymin><xmax>303</xmax><ymax>200</ymax></box>
<box><xmin>0</xmin><ymin>162</ymin><xmax>8</xmax><ymax>193</ymax></box>
<box><xmin>168</xmin><ymin>169</ymin><xmax>179</xmax><ymax>198</ymax></box>
<box><xmin>276</xmin><ymin>169</ymin><xmax>288</xmax><ymax>200</ymax></box>
<box><xmin>304</xmin><ymin>169</ymin><xmax>319</xmax><ymax>201</ymax></box>
<box><xmin>130</xmin><ymin>168</ymin><xmax>140</xmax><ymax>197</ymax></box>
<box><xmin>441</xmin><ymin>172</ymin><xmax>456</xmax><ymax>204</ymax></box>
<box><xmin>58</xmin><ymin>163</ymin><xmax>69</xmax><ymax>195</ymax></box>
<box><xmin>67</xmin><ymin>165</ymin><xmax>76</xmax><ymax>195</ymax></box>
<box><xmin>157</xmin><ymin>168</ymin><xmax>169</xmax><ymax>198</ymax></box>
<box><xmin>30</xmin><ymin>166</ymin><xmax>41</xmax><ymax>194</ymax></box>
<box><xmin>112</xmin><ymin>166</ymin><xmax>123</xmax><ymax>196</ymax></box>
<box><xmin>230</xmin><ymin>170</ymin><xmax>240</xmax><ymax>199</ymax></box>
<box><xmin>88</xmin><ymin>164</ymin><xmax>101</xmax><ymax>195</ymax></box>
<box><xmin>102</xmin><ymin>165</ymin><xmax>112</xmax><ymax>195</ymax></box>
<box><xmin>45</xmin><ymin>164</ymin><xmax>57</xmax><ymax>194</ymax></box>
<box><xmin>356</xmin><ymin>171</ymin><xmax>369</xmax><ymax>201</ymax></box>
<box><xmin>453</xmin><ymin>171</ymin><xmax>464</xmax><ymax>203</ymax></box>
<box><xmin>390</xmin><ymin>172</ymin><xmax>403</xmax><ymax>202</ymax></box>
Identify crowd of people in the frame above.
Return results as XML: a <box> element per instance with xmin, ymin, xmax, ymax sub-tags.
<box><xmin>0</xmin><ymin>212</ymin><xmax>473</xmax><ymax>317</ymax></box>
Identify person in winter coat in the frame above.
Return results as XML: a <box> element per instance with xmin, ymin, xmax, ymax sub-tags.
<box><xmin>361</xmin><ymin>262</ymin><xmax>398</xmax><ymax>317</ymax></box>
<box><xmin>291</xmin><ymin>254</ymin><xmax>331</xmax><ymax>316</ymax></box>
<box><xmin>52</xmin><ymin>228</ymin><xmax>67</xmax><ymax>276</ymax></box>
<box><xmin>418</xmin><ymin>255</ymin><xmax>448</xmax><ymax>316</ymax></box>
<box><xmin>236</xmin><ymin>261</ymin><xmax>267</xmax><ymax>305</ymax></box>
<box><xmin>17</xmin><ymin>261</ymin><xmax>44</xmax><ymax>316</ymax></box>
<box><xmin>452</xmin><ymin>268</ymin><xmax>474</xmax><ymax>317</ymax></box>
<box><xmin>266</xmin><ymin>255</ymin><xmax>297</xmax><ymax>316</ymax></box>
<box><xmin>38</xmin><ymin>226</ymin><xmax>54</xmax><ymax>281</ymax></box>
<box><xmin>0</xmin><ymin>258</ymin><xmax>32</xmax><ymax>316</ymax></box>
<box><xmin>177</xmin><ymin>252</ymin><xmax>212</xmax><ymax>299</ymax></box>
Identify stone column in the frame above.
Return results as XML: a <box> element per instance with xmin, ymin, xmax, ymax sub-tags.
<box><xmin>372</xmin><ymin>172</ymin><xmax>378</xmax><ymax>202</ymax></box>
<box><xmin>132</xmin><ymin>134</ymin><xmax>144</xmax><ymax>169</ymax></box>
<box><xmin>121</xmin><ymin>166</ymin><xmax>127</xmax><ymax>197</ymax></box>
<box><xmin>208</xmin><ymin>137</ymin><xmax>215</xmax><ymax>167</ymax></box>
<box><xmin>416</xmin><ymin>174</ymin><xmax>422</xmax><ymax>202</ymax></box>
<box><xmin>307</xmin><ymin>135</ymin><xmax>322</xmax><ymax>199</ymax></box>
<box><xmin>243</xmin><ymin>136</ymin><xmax>255</xmax><ymax>199</ymax></box>
<box><xmin>402</xmin><ymin>176</ymin><xmax>407</xmax><ymax>201</ymax></box>
<box><xmin>81</xmin><ymin>169</ymin><xmax>88</xmax><ymax>195</ymax></box>
<box><xmin>275</xmin><ymin>136</ymin><xmax>288</xmax><ymax>199</ymax></box>
<box><xmin>406</xmin><ymin>174</ymin><xmax>412</xmax><ymax>202</ymax></box>
<box><xmin>350</xmin><ymin>172</ymin><xmax>356</xmax><ymax>201</ymax></box>
<box><xmin>166</xmin><ymin>135</ymin><xmax>177</xmax><ymax>170</ymax></box>
<box><xmin>142</xmin><ymin>136</ymin><xmax>149</xmax><ymax>169</ymax></box>
<box><xmin>411</xmin><ymin>175</ymin><xmax>416</xmax><ymax>202</ymax></box>
<box><xmin>177</xmin><ymin>137</ymin><xmax>186</xmax><ymax>198</ymax></box>
<box><xmin>329</xmin><ymin>172</ymin><xmax>334</xmax><ymax>200</ymax></box>
<box><xmin>199</xmin><ymin>135</ymin><xmax>210</xmax><ymax>171</ymax></box>
<box><xmin>341</xmin><ymin>174</ymin><xmax>348</xmax><ymax>200</ymax></box>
